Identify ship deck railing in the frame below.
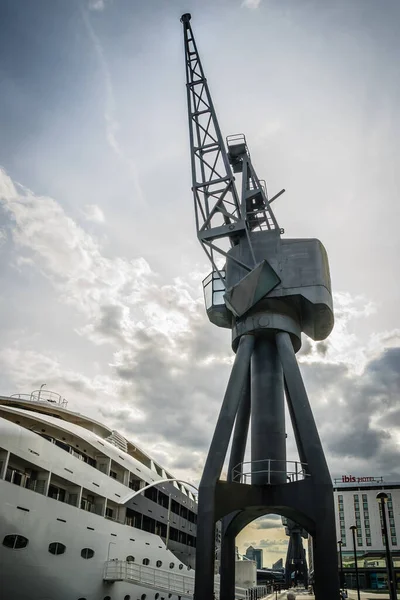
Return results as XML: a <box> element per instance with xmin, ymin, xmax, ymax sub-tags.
<box><xmin>103</xmin><ymin>560</ymin><xmax>269</xmax><ymax>598</ymax></box>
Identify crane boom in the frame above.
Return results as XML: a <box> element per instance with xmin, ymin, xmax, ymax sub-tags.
<box><xmin>180</xmin><ymin>13</ymin><xmax>249</xmax><ymax>274</ymax></box>
<box><xmin>181</xmin><ymin>13</ymin><xmax>284</xmax><ymax>279</ymax></box>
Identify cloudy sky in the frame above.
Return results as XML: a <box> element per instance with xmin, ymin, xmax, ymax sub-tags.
<box><xmin>1</xmin><ymin>0</ymin><xmax>399</xmax><ymax>566</ymax></box>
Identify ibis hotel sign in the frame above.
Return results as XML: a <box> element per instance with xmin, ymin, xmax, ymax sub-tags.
<box><xmin>341</xmin><ymin>475</ymin><xmax>382</xmax><ymax>483</ymax></box>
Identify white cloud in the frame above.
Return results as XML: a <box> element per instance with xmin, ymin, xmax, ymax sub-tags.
<box><xmin>82</xmin><ymin>203</ymin><xmax>105</xmax><ymax>223</ymax></box>
<box><xmin>241</xmin><ymin>0</ymin><xmax>262</xmax><ymax>9</ymax></box>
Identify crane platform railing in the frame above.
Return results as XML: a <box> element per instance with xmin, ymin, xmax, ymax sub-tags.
<box><xmin>232</xmin><ymin>459</ymin><xmax>310</xmax><ymax>485</ymax></box>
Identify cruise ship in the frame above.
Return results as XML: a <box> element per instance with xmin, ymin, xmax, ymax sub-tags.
<box><xmin>0</xmin><ymin>389</ymin><xmax>206</xmax><ymax>600</ymax></box>
<box><xmin>0</xmin><ymin>389</ymin><xmax>266</xmax><ymax>600</ymax></box>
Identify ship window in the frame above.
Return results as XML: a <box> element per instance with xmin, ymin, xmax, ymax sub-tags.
<box><xmin>48</xmin><ymin>542</ymin><xmax>66</xmax><ymax>555</ymax></box>
<box><xmin>169</xmin><ymin>562</ymin><xmax>174</xmax><ymax>569</ymax></box>
<box><xmin>187</xmin><ymin>565</ymin><xmax>191</xmax><ymax>570</ymax></box>
<box><xmin>103</xmin><ymin>597</ymin><xmax>111</xmax><ymax>600</ymax></box>
<box><xmin>156</xmin><ymin>560</ymin><xmax>162</xmax><ymax>567</ymax></box>
<box><xmin>124</xmin><ymin>596</ymin><xmax>131</xmax><ymax>600</ymax></box>
<box><xmin>179</xmin><ymin>564</ymin><xmax>183</xmax><ymax>569</ymax></box>
<box><xmin>126</xmin><ymin>555</ymin><xmax>135</xmax><ymax>562</ymax></box>
<box><xmin>81</xmin><ymin>547</ymin><xmax>95</xmax><ymax>559</ymax></box>
<box><xmin>2</xmin><ymin>534</ymin><xmax>29</xmax><ymax>549</ymax></box>
<box><xmin>155</xmin><ymin>594</ymin><xmax>160</xmax><ymax>599</ymax></box>
<box><xmin>78</xmin><ymin>598</ymin><xmax>87</xmax><ymax>600</ymax></box>
<box><xmin>143</xmin><ymin>558</ymin><xmax>150</xmax><ymax>565</ymax></box>
<box><xmin>141</xmin><ymin>596</ymin><xmax>146</xmax><ymax>600</ymax></box>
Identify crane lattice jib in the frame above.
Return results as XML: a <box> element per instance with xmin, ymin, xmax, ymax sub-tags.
<box><xmin>181</xmin><ymin>14</ymin><xmax>248</xmax><ymax>273</ymax></box>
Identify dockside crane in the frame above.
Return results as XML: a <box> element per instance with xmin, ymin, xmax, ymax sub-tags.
<box><xmin>180</xmin><ymin>14</ymin><xmax>340</xmax><ymax>600</ymax></box>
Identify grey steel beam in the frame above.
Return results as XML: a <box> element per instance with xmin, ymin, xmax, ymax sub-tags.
<box><xmin>194</xmin><ymin>334</ymin><xmax>254</xmax><ymax>600</ymax></box>
<box><xmin>251</xmin><ymin>337</ymin><xmax>286</xmax><ymax>485</ymax></box>
<box><xmin>276</xmin><ymin>331</ymin><xmax>331</xmax><ymax>483</ymax></box>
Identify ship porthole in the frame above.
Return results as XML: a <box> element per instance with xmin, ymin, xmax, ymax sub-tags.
<box><xmin>2</xmin><ymin>534</ymin><xmax>29</xmax><ymax>549</ymax></box>
<box><xmin>141</xmin><ymin>595</ymin><xmax>146</xmax><ymax>600</ymax></box>
<box><xmin>169</xmin><ymin>562</ymin><xmax>174</xmax><ymax>569</ymax></box>
<box><xmin>126</xmin><ymin>555</ymin><xmax>135</xmax><ymax>562</ymax></box>
<box><xmin>103</xmin><ymin>597</ymin><xmax>111</xmax><ymax>600</ymax></box>
<box><xmin>156</xmin><ymin>560</ymin><xmax>162</xmax><ymax>567</ymax></box>
<box><xmin>124</xmin><ymin>596</ymin><xmax>131</xmax><ymax>600</ymax></box>
<box><xmin>80</xmin><ymin>547</ymin><xmax>95</xmax><ymax>559</ymax></box>
<box><xmin>48</xmin><ymin>542</ymin><xmax>66</xmax><ymax>555</ymax></box>
<box><xmin>142</xmin><ymin>558</ymin><xmax>150</xmax><ymax>565</ymax></box>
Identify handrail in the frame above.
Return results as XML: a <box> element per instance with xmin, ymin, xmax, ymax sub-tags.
<box><xmin>103</xmin><ymin>560</ymin><xmax>269</xmax><ymax>599</ymax></box>
<box><xmin>232</xmin><ymin>459</ymin><xmax>309</xmax><ymax>485</ymax></box>
<box><xmin>10</xmin><ymin>390</ymin><xmax>68</xmax><ymax>408</ymax></box>
<box><xmin>119</xmin><ymin>478</ymin><xmax>198</xmax><ymax>505</ymax></box>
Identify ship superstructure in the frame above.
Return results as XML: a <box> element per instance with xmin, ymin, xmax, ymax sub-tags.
<box><xmin>0</xmin><ymin>390</ymin><xmax>201</xmax><ymax>600</ymax></box>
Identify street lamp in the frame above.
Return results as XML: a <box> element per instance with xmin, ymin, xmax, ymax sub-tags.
<box><xmin>376</xmin><ymin>492</ymin><xmax>397</xmax><ymax>600</ymax></box>
<box><xmin>349</xmin><ymin>526</ymin><xmax>361</xmax><ymax>600</ymax></box>
<box><xmin>338</xmin><ymin>540</ymin><xmax>344</xmax><ymax>590</ymax></box>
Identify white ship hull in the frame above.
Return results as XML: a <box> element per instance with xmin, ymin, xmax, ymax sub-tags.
<box><xmin>0</xmin><ymin>393</ymin><xmax>262</xmax><ymax>600</ymax></box>
<box><xmin>0</xmin><ymin>479</ymin><xmax>194</xmax><ymax>600</ymax></box>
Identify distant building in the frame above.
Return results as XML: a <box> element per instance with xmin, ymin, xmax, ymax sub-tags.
<box><xmin>272</xmin><ymin>558</ymin><xmax>284</xmax><ymax>570</ymax></box>
<box><xmin>245</xmin><ymin>545</ymin><xmax>263</xmax><ymax>569</ymax></box>
<box><xmin>308</xmin><ymin>477</ymin><xmax>400</xmax><ymax>590</ymax></box>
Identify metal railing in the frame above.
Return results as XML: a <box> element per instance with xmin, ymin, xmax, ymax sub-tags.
<box><xmin>232</xmin><ymin>459</ymin><xmax>309</xmax><ymax>485</ymax></box>
<box><xmin>103</xmin><ymin>561</ymin><xmax>269</xmax><ymax>599</ymax></box>
<box><xmin>104</xmin><ymin>560</ymin><xmax>198</xmax><ymax>597</ymax></box>
<box><xmin>10</xmin><ymin>389</ymin><xmax>68</xmax><ymax>408</ymax></box>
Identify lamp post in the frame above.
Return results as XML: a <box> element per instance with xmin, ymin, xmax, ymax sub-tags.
<box><xmin>37</xmin><ymin>383</ymin><xmax>46</xmax><ymax>401</ymax></box>
<box><xmin>349</xmin><ymin>526</ymin><xmax>361</xmax><ymax>600</ymax></box>
<box><xmin>377</xmin><ymin>492</ymin><xmax>397</xmax><ymax>600</ymax></box>
<box><xmin>338</xmin><ymin>540</ymin><xmax>344</xmax><ymax>590</ymax></box>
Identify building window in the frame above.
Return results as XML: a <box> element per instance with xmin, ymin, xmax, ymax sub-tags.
<box><xmin>366</xmin><ymin>540</ymin><xmax>371</xmax><ymax>546</ymax></box>
<box><xmin>126</xmin><ymin>555</ymin><xmax>135</xmax><ymax>562</ymax></box>
<box><xmin>2</xmin><ymin>534</ymin><xmax>29</xmax><ymax>549</ymax></box>
<box><xmin>81</xmin><ymin>548</ymin><xmax>94</xmax><ymax>559</ymax></box>
<box><xmin>48</xmin><ymin>542</ymin><xmax>66</xmax><ymax>555</ymax></box>
<box><xmin>392</xmin><ymin>538</ymin><xmax>397</xmax><ymax>546</ymax></box>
